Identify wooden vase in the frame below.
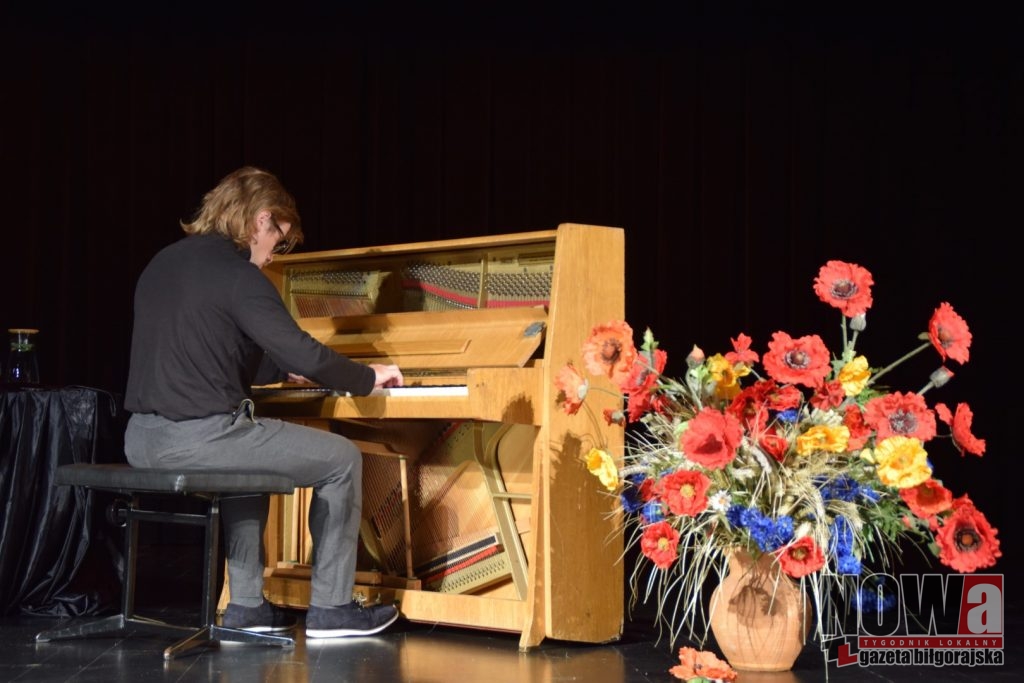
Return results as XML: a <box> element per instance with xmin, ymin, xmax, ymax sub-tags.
<box><xmin>709</xmin><ymin>549</ymin><xmax>811</xmax><ymax>672</ymax></box>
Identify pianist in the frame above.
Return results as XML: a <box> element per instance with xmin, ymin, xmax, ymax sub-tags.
<box><xmin>123</xmin><ymin>166</ymin><xmax>404</xmax><ymax>640</ymax></box>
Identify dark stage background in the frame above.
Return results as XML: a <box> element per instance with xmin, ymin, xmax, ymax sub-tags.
<box><xmin>2</xmin><ymin>4</ymin><xmax>1019</xmax><ymax>582</ymax></box>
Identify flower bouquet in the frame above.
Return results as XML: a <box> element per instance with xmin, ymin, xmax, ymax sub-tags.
<box><xmin>555</xmin><ymin>260</ymin><xmax>1001</xmax><ymax>666</ymax></box>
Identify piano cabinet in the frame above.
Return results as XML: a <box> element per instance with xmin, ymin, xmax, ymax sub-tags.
<box><xmin>251</xmin><ymin>224</ymin><xmax>625</xmax><ymax>649</ymax></box>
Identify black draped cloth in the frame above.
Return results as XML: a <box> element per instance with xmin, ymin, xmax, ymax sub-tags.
<box><xmin>0</xmin><ymin>385</ymin><xmax>127</xmax><ymax>617</ymax></box>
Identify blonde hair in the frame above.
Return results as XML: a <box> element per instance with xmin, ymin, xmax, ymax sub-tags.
<box><xmin>181</xmin><ymin>166</ymin><xmax>303</xmax><ymax>253</ymax></box>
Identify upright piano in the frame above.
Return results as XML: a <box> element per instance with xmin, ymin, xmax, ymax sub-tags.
<box><xmin>253</xmin><ymin>223</ymin><xmax>625</xmax><ymax>649</ymax></box>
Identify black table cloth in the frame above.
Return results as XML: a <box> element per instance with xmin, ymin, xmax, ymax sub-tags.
<box><xmin>0</xmin><ymin>385</ymin><xmax>126</xmax><ymax>617</ymax></box>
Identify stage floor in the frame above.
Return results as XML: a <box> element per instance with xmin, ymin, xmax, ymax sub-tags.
<box><xmin>6</xmin><ymin>538</ymin><xmax>1019</xmax><ymax>683</ymax></box>
<box><xmin>6</xmin><ymin>597</ymin><xmax>1020</xmax><ymax>683</ymax></box>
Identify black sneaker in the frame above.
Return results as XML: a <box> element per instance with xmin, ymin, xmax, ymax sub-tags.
<box><xmin>221</xmin><ymin>600</ymin><xmax>297</xmax><ymax>633</ymax></box>
<box><xmin>305</xmin><ymin>601</ymin><xmax>399</xmax><ymax>639</ymax></box>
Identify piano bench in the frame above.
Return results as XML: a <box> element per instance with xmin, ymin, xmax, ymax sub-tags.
<box><xmin>35</xmin><ymin>463</ymin><xmax>298</xmax><ymax>660</ymax></box>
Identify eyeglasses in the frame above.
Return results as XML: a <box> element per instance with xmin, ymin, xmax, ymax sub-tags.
<box><xmin>269</xmin><ymin>217</ymin><xmax>295</xmax><ymax>255</ymax></box>
<box><xmin>272</xmin><ymin>238</ymin><xmax>293</xmax><ymax>256</ymax></box>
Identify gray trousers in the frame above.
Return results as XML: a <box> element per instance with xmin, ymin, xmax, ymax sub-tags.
<box><xmin>124</xmin><ymin>407</ymin><xmax>361</xmax><ymax>609</ymax></box>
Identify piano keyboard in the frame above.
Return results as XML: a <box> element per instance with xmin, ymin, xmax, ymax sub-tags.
<box><xmin>370</xmin><ymin>386</ymin><xmax>469</xmax><ymax>397</ymax></box>
<box><xmin>252</xmin><ymin>385</ymin><xmax>469</xmax><ymax>398</ymax></box>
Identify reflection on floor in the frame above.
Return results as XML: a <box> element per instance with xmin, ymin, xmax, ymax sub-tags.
<box><xmin>4</xmin><ymin>543</ymin><xmax>1019</xmax><ymax>682</ymax></box>
<box><xmin>5</xmin><ymin>596</ymin><xmax>1020</xmax><ymax>683</ymax></box>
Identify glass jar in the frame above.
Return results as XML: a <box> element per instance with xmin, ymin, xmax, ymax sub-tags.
<box><xmin>7</xmin><ymin>328</ymin><xmax>41</xmax><ymax>385</ymax></box>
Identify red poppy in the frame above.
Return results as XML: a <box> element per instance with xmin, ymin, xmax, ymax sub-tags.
<box><xmin>810</xmin><ymin>380</ymin><xmax>846</xmax><ymax>410</ymax></box>
<box><xmin>813</xmin><ymin>260</ymin><xmax>874</xmax><ymax>317</ymax></box>
<box><xmin>762</xmin><ymin>331</ymin><xmax>831</xmax><ymax>388</ymax></box>
<box><xmin>936</xmin><ymin>500</ymin><xmax>1001</xmax><ymax>572</ymax></box>
<box><xmin>776</xmin><ymin>536</ymin><xmax>826</xmax><ymax>578</ymax></box>
<box><xmin>727</xmin><ymin>383</ymin><xmax>769</xmax><ymax>432</ymax></box>
<box><xmin>928</xmin><ymin>302</ymin><xmax>972</xmax><ymax>365</ymax></box>
<box><xmin>649</xmin><ymin>392</ymin><xmax>672</xmax><ymax>417</ymax></box>
<box><xmin>935</xmin><ymin>401</ymin><xmax>986</xmax><ymax>456</ymax></box>
<box><xmin>625</xmin><ymin>347</ymin><xmax>667</xmax><ymax>421</ymax></box>
<box><xmin>582</xmin><ymin>320</ymin><xmax>638</xmax><ymax>390</ymax></box>
<box><xmin>637</xmin><ymin>477</ymin><xmax>657</xmax><ymax>502</ymax></box>
<box><xmin>657</xmin><ymin>470</ymin><xmax>711</xmax><ymax>517</ymax></box>
<box><xmin>640</xmin><ymin>521</ymin><xmax>680</xmax><ymax>569</ymax></box>
<box><xmin>625</xmin><ymin>394</ymin><xmax>650</xmax><ymax>423</ymax></box>
<box><xmin>670</xmin><ymin>647</ymin><xmax>737</xmax><ymax>682</ymax></box>
<box><xmin>764</xmin><ymin>383</ymin><xmax>803</xmax><ymax>411</ymax></box>
<box><xmin>864</xmin><ymin>391</ymin><xmax>937</xmax><ymax>442</ymax></box>
<box><xmin>900</xmin><ymin>479</ymin><xmax>953</xmax><ymax>518</ymax></box>
<box><xmin>680</xmin><ymin>408</ymin><xmax>743</xmax><ymax>469</ymax></box>
<box><xmin>759</xmin><ymin>426</ymin><xmax>790</xmax><ymax>462</ymax></box>
<box><xmin>554</xmin><ymin>363</ymin><xmax>587</xmax><ymax>415</ymax></box>
<box><xmin>842</xmin><ymin>404</ymin><xmax>872</xmax><ymax>450</ymax></box>
<box><xmin>725</xmin><ymin>333</ymin><xmax>759</xmax><ymax>365</ymax></box>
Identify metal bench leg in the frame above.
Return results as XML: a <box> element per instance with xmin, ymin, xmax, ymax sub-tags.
<box><xmin>37</xmin><ymin>490</ymin><xmax>295</xmax><ymax>658</ymax></box>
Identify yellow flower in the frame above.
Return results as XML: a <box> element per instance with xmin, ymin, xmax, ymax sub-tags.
<box><xmin>874</xmin><ymin>436</ymin><xmax>932</xmax><ymax>489</ymax></box>
<box><xmin>795</xmin><ymin>424</ymin><xmax>850</xmax><ymax>456</ymax></box>
<box><xmin>838</xmin><ymin>355</ymin><xmax>871</xmax><ymax>396</ymax></box>
<box><xmin>707</xmin><ymin>353</ymin><xmax>749</xmax><ymax>400</ymax></box>
<box><xmin>586</xmin><ymin>448</ymin><xmax>619</xmax><ymax>492</ymax></box>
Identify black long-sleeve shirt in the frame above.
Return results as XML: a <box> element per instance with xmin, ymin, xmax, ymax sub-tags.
<box><xmin>125</xmin><ymin>233</ymin><xmax>374</xmax><ymax>420</ymax></box>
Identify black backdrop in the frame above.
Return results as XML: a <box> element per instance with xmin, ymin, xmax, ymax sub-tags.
<box><xmin>2</xmin><ymin>4</ymin><xmax>1019</xmax><ymax>580</ymax></box>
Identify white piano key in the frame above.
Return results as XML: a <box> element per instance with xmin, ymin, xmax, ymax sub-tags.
<box><xmin>367</xmin><ymin>385</ymin><xmax>469</xmax><ymax>397</ymax></box>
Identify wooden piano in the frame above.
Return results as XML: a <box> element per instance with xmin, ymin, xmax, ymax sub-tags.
<box><xmin>252</xmin><ymin>223</ymin><xmax>625</xmax><ymax>649</ymax></box>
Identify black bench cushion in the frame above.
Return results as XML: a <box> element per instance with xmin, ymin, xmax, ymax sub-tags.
<box><xmin>54</xmin><ymin>463</ymin><xmax>296</xmax><ymax>496</ymax></box>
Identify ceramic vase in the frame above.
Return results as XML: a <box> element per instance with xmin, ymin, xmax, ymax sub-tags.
<box><xmin>709</xmin><ymin>549</ymin><xmax>811</xmax><ymax>672</ymax></box>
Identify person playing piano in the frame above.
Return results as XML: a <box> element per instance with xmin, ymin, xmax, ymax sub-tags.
<box><xmin>123</xmin><ymin>166</ymin><xmax>404</xmax><ymax>639</ymax></box>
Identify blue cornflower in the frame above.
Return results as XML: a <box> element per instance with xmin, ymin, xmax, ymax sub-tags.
<box><xmin>819</xmin><ymin>474</ymin><xmax>861</xmax><ymax>502</ymax></box>
<box><xmin>640</xmin><ymin>500</ymin><xmax>664</xmax><ymax>524</ymax></box>
<box><xmin>776</xmin><ymin>408</ymin><xmax>800</xmax><ymax>424</ymax></box>
<box><xmin>860</xmin><ymin>485</ymin><xmax>880</xmax><ymax>503</ymax></box>
<box><xmin>742</xmin><ymin>508</ymin><xmax>794</xmax><ymax>552</ymax></box>
<box><xmin>837</xmin><ymin>553</ymin><xmax>863</xmax><ymax>575</ymax></box>
<box><xmin>621</xmin><ymin>474</ymin><xmax>647</xmax><ymax>515</ymax></box>
<box><xmin>726</xmin><ymin>504</ymin><xmax>747</xmax><ymax>528</ymax></box>
<box><xmin>856</xmin><ymin>579</ymin><xmax>897</xmax><ymax>613</ymax></box>
<box><xmin>829</xmin><ymin>516</ymin><xmax>863</xmax><ymax>575</ymax></box>
<box><xmin>830</xmin><ymin>516</ymin><xmax>855</xmax><ymax>555</ymax></box>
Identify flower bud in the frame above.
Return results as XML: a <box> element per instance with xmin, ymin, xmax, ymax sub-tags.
<box><xmin>686</xmin><ymin>345</ymin><xmax>705</xmax><ymax>368</ymax></box>
<box><xmin>929</xmin><ymin>366</ymin><xmax>954</xmax><ymax>387</ymax></box>
<box><xmin>850</xmin><ymin>314</ymin><xmax>867</xmax><ymax>332</ymax></box>
<box><xmin>576</xmin><ymin>379</ymin><xmax>590</xmax><ymax>401</ymax></box>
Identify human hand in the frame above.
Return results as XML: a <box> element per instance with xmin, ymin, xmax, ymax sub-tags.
<box><xmin>369</xmin><ymin>363</ymin><xmax>404</xmax><ymax>389</ymax></box>
<box><xmin>287</xmin><ymin>373</ymin><xmax>312</xmax><ymax>384</ymax></box>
